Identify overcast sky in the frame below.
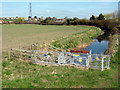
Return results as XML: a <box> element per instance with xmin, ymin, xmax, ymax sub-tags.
<box><xmin>1</xmin><ymin>2</ymin><xmax>118</xmax><ymax>19</ymax></box>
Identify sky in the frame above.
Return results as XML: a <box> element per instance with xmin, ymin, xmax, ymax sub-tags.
<box><xmin>1</xmin><ymin>0</ymin><xmax>120</xmax><ymax>2</ymax></box>
<box><xmin>1</xmin><ymin>2</ymin><xmax>118</xmax><ymax>19</ymax></box>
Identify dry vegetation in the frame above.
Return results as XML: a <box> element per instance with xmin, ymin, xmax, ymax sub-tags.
<box><xmin>2</xmin><ymin>24</ymin><xmax>102</xmax><ymax>52</ymax></box>
<box><xmin>2</xmin><ymin>24</ymin><xmax>119</xmax><ymax>88</ymax></box>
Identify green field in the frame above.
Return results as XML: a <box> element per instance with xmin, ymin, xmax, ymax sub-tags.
<box><xmin>2</xmin><ymin>50</ymin><xmax>119</xmax><ymax>88</ymax></box>
<box><xmin>2</xmin><ymin>24</ymin><xmax>119</xmax><ymax>88</ymax></box>
<box><xmin>2</xmin><ymin>24</ymin><xmax>102</xmax><ymax>52</ymax></box>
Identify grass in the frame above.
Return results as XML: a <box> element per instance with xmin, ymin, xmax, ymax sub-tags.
<box><xmin>2</xmin><ymin>33</ymin><xmax>119</xmax><ymax>88</ymax></box>
<box><xmin>2</xmin><ymin>24</ymin><xmax>119</xmax><ymax>88</ymax></box>
<box><xmin>2</xmin><ymin>24</ymin><xmax>102</xmax><ymax>52</ymax></box>
<box><xmin>104</xmin><ymin>34</ymin><xmax>119</xmax><ymax>56</ymax></box>
<box><xmin>2</xmin><ymin>50</ymin><xmax>119</xmax><ymax>88</ymax></box>
<box><xmin>51</xmin><ymin>28</ymin><xmax>102</xmax><ymax>50</ymax></box>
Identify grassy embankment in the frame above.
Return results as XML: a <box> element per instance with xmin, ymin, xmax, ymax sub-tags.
<box><xmin>43</xmin><ymin>26</ymin><xmax>103</xmax><ymax>51</ymax></box>
<box><xmin>104</xmin><ymin>34</ymin><xmax>119</xmax><ymax>56</ymax></box>
<box><xmin>2</xmin><ymin>24</ymin><xmax>101</xmax><ymax>51</ymax></box>
<box><xmin>2</xmin><ymin>46</ymin><xmax>119</xmax><ymax>88</ymax></box>
<box><xmin>2</xmin><ymin>24</ymin><xmax>119</xmax><ymax>88</ymax></box>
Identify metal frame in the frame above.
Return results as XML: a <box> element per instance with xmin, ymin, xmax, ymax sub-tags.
<box><xmin>11</xmin><ymin>48</ymin><xmax>110</xmax><ymax>71</ymax></box>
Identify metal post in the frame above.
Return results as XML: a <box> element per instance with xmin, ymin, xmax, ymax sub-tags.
<box><xmin>30</xmin><ymin>51</ymin><xmax>32</xmax><ymax>62</ymax></box>
<box><xmin>75</xmin><ymin>57</ymin><xmax>77</xmax><ymax>64</ymax></box>
<box><xmin>29</xmin><ymin>3</ymin><xmax>32</xmax><ymax>18</ymax></box>
<box><xmin>86</xmin><ymin>58</ymin><xmax>89</xmax><ymax>67</ymax></box>
<box><xmin>107</xmin><ymin>56</ymin><xmax>110</xmax><ymax>69</ymax></box>
<box><xmin>86</xmin><ymin>58</ymin><xmax>87</xmax><ymax>67</ymax></box>
<box><xmin>106</xmin><ymin>58</ymin><xmax>107</xmax><ymax>68</ymax></box>
<box><xmin>89</xmin><ymin>50</ymin><xmax>92</xmax><ymax>64</ymax></box>
<box><xmin>101</xmin><ymin>57</ymin><xmax>104</xmax><ymax>71</ymax></box>
<box><xmin>90</xmin><ymin>50</ymin><xmax>91</xmax><ymax>54</ymax></box>
<box><xmin>46</xmin><ymin>54</ymin><xmax>49</xmax><ymax>64</ymax></box>
<box><xmin>34</xmin><ymin>51</ymin><xmax>36</xmax><ymax>61</ymax></box>
<box><xmin>8</xmin><ymin>48</ymin><xmax>11</xmax><ymax>59</ymax></box>
<box><xmin>46</xmin><ymin>56</ymin><xmax>47</xmax><ymax>64</ymax></box>
<box><xmin>19</xmin><ymin>46</ymin><xmax>21</xmax><ymax>60</ymax></box>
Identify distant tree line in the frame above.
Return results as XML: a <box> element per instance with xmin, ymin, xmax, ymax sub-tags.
<box><xmin>66</xmin><ymin>13</ymin><xmax>119</xmax><ymax>34</ymax></box>
<box><xmin>2</xmin><ymin>13</ymin><xmax>119</xmax><ymax>34</ymax></box>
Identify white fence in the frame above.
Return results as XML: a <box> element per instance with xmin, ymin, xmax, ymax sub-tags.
<box><xmin>10</xmin><ymin>48</ymin><xmax>110</xmax><ymax>71</ymax></box>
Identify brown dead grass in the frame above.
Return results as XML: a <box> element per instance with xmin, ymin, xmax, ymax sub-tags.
<box><xmin>2</xmin><ymin>24</ymin><xmax>93</xmax><ymax>52</ymax></box>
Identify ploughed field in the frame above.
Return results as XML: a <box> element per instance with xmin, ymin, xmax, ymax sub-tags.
<box><xmin>2</xmin><ymin>24</ymin><xmax>102</xmax><ymax>52</ymax></box>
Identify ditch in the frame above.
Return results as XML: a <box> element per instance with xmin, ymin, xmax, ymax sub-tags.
<box><xmin>84</xmin><ymin>32</ymin><xmax>110</xmax><ymax>54</ymax></box>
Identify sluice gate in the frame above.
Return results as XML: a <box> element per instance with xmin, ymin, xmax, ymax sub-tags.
<box><xmin>11</xmin><ymin>48</ymin><xmax>110</xmax><ymax>71</ymax></box>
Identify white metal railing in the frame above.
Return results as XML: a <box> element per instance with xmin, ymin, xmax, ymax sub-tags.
<box><xmin>10</xmin><ymin>48</ymin><xmax>110</xmax><ymax>71</ymax></box>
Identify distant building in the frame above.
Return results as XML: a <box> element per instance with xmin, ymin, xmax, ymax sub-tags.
<box><xmin>0</xmin><ymin>20</ymin><xmax>3</xmax><ymax>24</ymax></box>
<box><xmin>33</xmin><ymin>18</ymin><xmax>38</xmax><ymax>21</ymax></box>
<box><xmin>24</xmin><ymin>17</ymin><xmax>28</xmax><ymax>20</ymax></box>
<box><xmin>55</xmin><ymin>19</ymin><xmax>66</xmax><ymax>23</ymax></box>
<box><xmin>8</xmin><ymin>21</ymin><xmax>13</xmax><ymax>23</ymax></box>
<box><xmin>15</xmin><ymin>17</ymin><xmax>19</xmax><ymax>19</ymax></box>
<box><xmin>11</xmin><ymin>17</ymin><xmax>13</xmax><ymax>19</ymax></box>
<box><xmin>10</xmin><ymin>17</ymin><xmax>16</xmax><ymax>19</ymax></box>
<box><xmin>6</xmin><ymin>17</ymin><xmax>10</xmax><ymax>19</ymax></box>
<box><xmin>2</xmin><ymin>17</ymin><xmax>6</xmax><ymax>19</ymax></box>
